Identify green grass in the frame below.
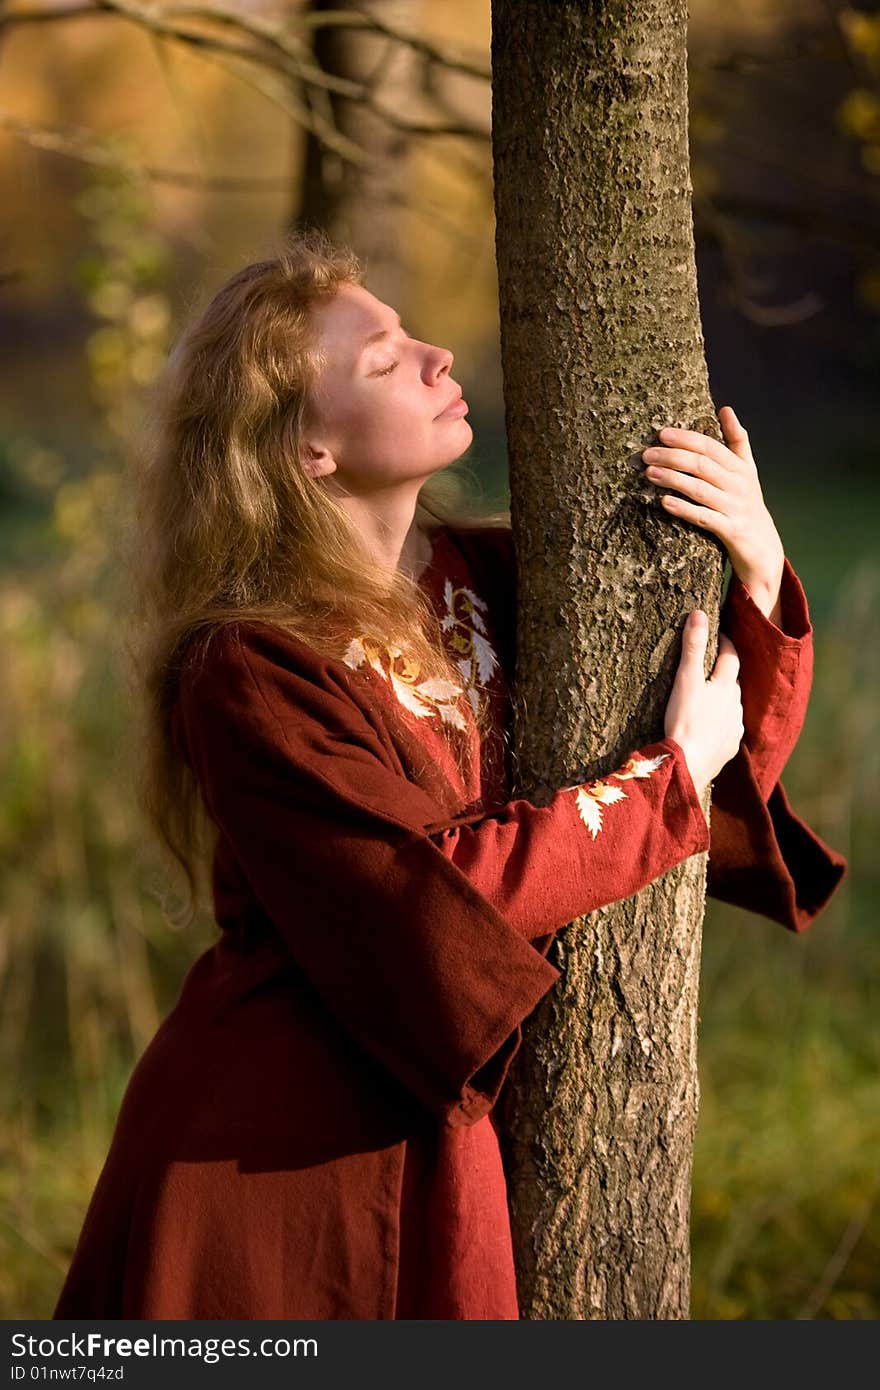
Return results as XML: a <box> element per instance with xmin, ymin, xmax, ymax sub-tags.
<box><xmin>693</xmin><ymin>894</ymin><xmax>880</xmax><ymax>1318</ymax></box>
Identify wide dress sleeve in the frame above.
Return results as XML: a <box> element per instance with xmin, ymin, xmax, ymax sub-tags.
<box><xmin>704</xmin><ymin>561</ymin><xmax>847</xmax><ymax>931</ymax></box>
<box><xmin>436</xmin><ymin>527</ymin><xmax>846</xmax><ymax>936</ymax></box>
<box><xmin>176</xmin><ymin>621</ymin><xmax>708</xmax><ymax>1130</ymax></box>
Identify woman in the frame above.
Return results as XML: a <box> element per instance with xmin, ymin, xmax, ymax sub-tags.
<box><xmin>53</xmin><ymin>229</ymin><xmax>846</xmax><ymax>1320</ymax></box>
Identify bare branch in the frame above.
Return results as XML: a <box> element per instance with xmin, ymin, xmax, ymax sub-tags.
<box><xmin>0</xmin><ymin>2</ymin><xmax>489</xmax><ymax>149</ymax></box>
<box><xmin>0</xmin><ymin>103</ymin><xmax>483</xmax><ymax>245</ymax></box>
<box><xmin>0</xmin><ymin>2</ymin><xmax>366</xmax><ymax>100</ymax></box>
<box><xmin>147</xmin><ymin>22</ymin><xmax>211</xmax><ymax>175</ymax></box>
<box><xmin>0</xmin><ymin>1</ymin><xmax>488</xmax><ymax>90</ymax></box>
<box><xmin>367</xmin><ymin>107</ymin><xmax>489</xmax><ymax>139</ymax></box>
<box><xmin>279</xmin><ymin>4</ymin><xmax>491</xmax><ymax>82</ymax></box>
<box><xmin>0</xmin><ymin>2</ymin><xmax>97</xmax><ymax>21</ymax></box>
<box><xmin>0</xmin><ymin>105</ymin><xmax>291</xmax><ymax>191</ymax></box>
<box><xmin>1</xmin><ymin>3</ymin><xmax>834</xmax><ymax>82</ymax></box>
<box><xmin>0</xmin><ymin>2</ymin><xmax>847</xmax><ymax>86</ymax></box>
<box><xmin>2</xmin><ymin>3</ymin><xmax>871</xmax><ymax>248</ymax></box>
<box><xmin>157</xmin><ymin>2</ymin><xmax>367</xmax><ymax>101</ymax></box>
<box><xmin>189</xmin><ymin>43</ymin><xmax>375</xmax><ymax>170</ymax></box>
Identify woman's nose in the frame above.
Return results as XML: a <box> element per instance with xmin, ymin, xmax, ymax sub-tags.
<box><xmin>426</xmin><ymin>345</ymin><xmax>453</xmax><ymax>382</ymax></box>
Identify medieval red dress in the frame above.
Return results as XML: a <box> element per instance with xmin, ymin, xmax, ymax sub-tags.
<box><xmin>52</xmin><ymin>524</ymin><xmax>847</xmax><ymax>1321</ymax></box>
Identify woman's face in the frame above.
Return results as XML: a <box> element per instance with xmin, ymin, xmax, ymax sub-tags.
<box><xmin>301</xmin><ymin>284</ymin><xmax>472</xmax><ymax>493</ymax></box>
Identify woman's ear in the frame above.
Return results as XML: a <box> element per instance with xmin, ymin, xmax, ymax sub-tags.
<box><xmin>300</xmin><ymin>441</ymin><xmax>337</xmax><ymax>479</ymax></box>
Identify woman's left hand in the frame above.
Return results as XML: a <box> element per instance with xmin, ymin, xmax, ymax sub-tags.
<box><xmin>642</xmin><ymin>405</ymin><xmax>786</xmax><ymax>626</ymax></box>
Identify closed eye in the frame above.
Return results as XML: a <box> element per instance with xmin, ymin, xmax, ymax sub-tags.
<box><xmin>371</xmin><ymin>327</ymin><xmax>410</xmax><ymax>377</ymax></box>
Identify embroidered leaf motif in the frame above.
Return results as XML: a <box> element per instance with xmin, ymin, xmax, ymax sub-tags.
<box><xmin>575</xmin><ymin>781</ymin><xmax>628</xmax><ymax>839</ymax></box>
<box><xmin>342</xmin><ymin>636</ymin><xmax>366</xmax><ymax>668</ymax></box>
<box><xmin>572</xmin><ymin>752</ymin><xmax>669</xmax><ymax>839</ymax></box>
<box><xmin>440</xmin><ymin>579</ymin><xmax>457</xmax><ymax>632</ymax></box>
<box><xmin>342</xmin><ymin>570</ymin><xmax>500</xmax><ymax>730</ymax></box>
<box><xmin>575</xmin><ymin>792</ymin><xmax>603</xmax><ymax>839</ymax></box>
<box><xmin>458</xmin><ymin>586</ymin><xmax>489</xmax><ymax>635</ymax></box>
<box><xmin>436</xmin><ymin>698</ymin><xmax>469</xmax><ymax>730</ymax></box>
<box><xmin>472</xmin><ymin>630</ymin><xmax>499</xmax><ymax>685</ymax></box>
<box><xmin>454</xmin><ymin>654</ymin><xmax>475</xmax><ymax>687</ymax></box>
<box><xmin>398</xmin><ymin>654</ymin><xmax>422</xmax><ymax>683</ymax></box>
<box><xmin>610</xmin><ymin>753</ymin><xmax>671</xmax><ymax>781</ymax></box>
<box><xmin>343</xmin><ymin>633</ymin><xmax>470</xmax><ymax>729</ymax></box>
<box><xmin>438</xmin><ymin>578</ymin><xmax>500</xmax><ymax>721</ymax></box>
<box><xmin>388</xmin><ymin>671</ymin><xmax>434</xmax><ymax>719</ymax></box>
<box><xmin>342</xmin><ymin>635</ymin><xmax>388</xmax><ymax>679</ymax></box>
<box><xmin>593</xmin><ymin>783</ymin><xmax>628</xmax><ymax>805</ymax></box>
<box><xmin>414</xmin><ymin>677</ymin><xmax>465</xmax><ymax>703</ymax></box>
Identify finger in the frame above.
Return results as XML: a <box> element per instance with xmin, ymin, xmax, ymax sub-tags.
<box><xmin>657</xmin><ymin>425</ymin><xmax>740</xmax><ymax>472</ymax></box>
<box><xmin>658</xmin><ymin>493</ymin><xmax>734</xmax><ymax>539</ymax></box>
<box><xmin>711</xmin><ymin>635</ymin><xmax>741</xmax><ymax>683</ymax></box>
<box><xmin>676</xmin><ymin>609</ymin><xmax>708</xmax><ymax>676</ymax></box>
<box><xmin>718</xmin><ymin>405</ymin><xmax>755</xmax><ymax>467</ymax></box>
<box><xmin>643</xmin><ymin>446</ymin><xmax>728</xmax><ymax>488</ymax></box>
<box><xmin>644</xmin><ymin>462</ymin><xmax>730</xmax><ymax>511</ymax></box>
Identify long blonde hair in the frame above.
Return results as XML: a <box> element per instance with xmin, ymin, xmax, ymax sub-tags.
<box><xmin>124</xmin><ymin>227</ymin><xmax>510</xmax><ymax>927</ymax></box>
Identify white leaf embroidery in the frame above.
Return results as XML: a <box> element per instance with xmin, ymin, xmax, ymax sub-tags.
<box><xmin>437</xmin><ymin>699</ymin><xmax>469</xmax><ymax>730</ymax></box>
<box><xmin>437</xmin><ymin>577</ymin><xmax>501</xmax><ymax>721</ymax></box>
<box><xmin>472</xmin><ymin>630</ymin><xmax>499</xmax><ymax>685</ymax></box>
<box><xmin>455</xmin><ymin>654</ymin><xmax>475</xmax><ymax>687</ymax></box>
<box><xmin>343</xmin><ymin>568</ymin><xmax>501</xmax><ymax>731</ymax></box>
<box><xmin>440</xmin><ymin>579</ymin><xmax>457</xmax><ymax>631</ymax></box>
<box><xmin>592</xmin><ymin>782</ymin><xmax>628</xmax><ymax>805</ymax></box>
<box><xmin>572</xmin><ymin>752</ymin><xmax>668</xmax><ymax>840</ymax></box>
<box><xmin>577</xmin><ymin>782</ymin><xmax>627</xmax><ymax>837</ymax></box>
<box><xmin>575</xmin><ymin>790</ymin><xmax>604</xmax><ymax>838</ymax></box>
<box><xmin>611</xmin><ymin>753</ymin><xmax>671</xmax><ymax>781</ymax></box>
<box><xmin>460</xmin><ymin>586</ymin><xmax>489</xmax><ymax>635</ymax></box>
<box><xmin>342</xmin><ymin>637</ymin><xmax>366</xmax><ymax>669</ymax></box>
<box><xmin>414</xmin><ymin>677</ymin><xmax>465</xmax><ymax>702</ymax></box>
<box><xmin>388</xmin><ymin>671</ymin><xmax>433</xmax><ymax>718</ymax></box>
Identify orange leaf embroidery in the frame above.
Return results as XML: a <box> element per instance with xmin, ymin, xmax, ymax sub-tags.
<box><xmin>573</xmin><ymin>752</ymin><xmax>670</xmax><ymax>839</ymax></box>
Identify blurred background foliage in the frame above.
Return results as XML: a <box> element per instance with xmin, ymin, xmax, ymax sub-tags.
<box><xmin>0</xmin><ymin>0</ymin><xmax>877</xmax><ymax>1319</ymax></box>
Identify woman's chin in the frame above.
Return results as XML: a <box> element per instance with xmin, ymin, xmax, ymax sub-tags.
<box><xmin>446</xmin><ymin>419</ymin><xmax>474</xmax><ymax>453</ymax></box>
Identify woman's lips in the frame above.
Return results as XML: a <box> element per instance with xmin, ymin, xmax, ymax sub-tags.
<box><xmin>435</xmin><ymin>396</ymin><xmax>469</xmax><ymax>419</ymax></box>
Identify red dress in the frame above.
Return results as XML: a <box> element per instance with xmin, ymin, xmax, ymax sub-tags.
<box><xmin>52</xmin><ymin>524</ymin><xmax>846</xmax><ymax>1320</ymax></box>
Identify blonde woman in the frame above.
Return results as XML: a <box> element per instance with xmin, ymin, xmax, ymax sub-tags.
<box><xmin>53</xmin><ymin>229</ymin><xmax>846</xmax><ymax>1320</ymax></box>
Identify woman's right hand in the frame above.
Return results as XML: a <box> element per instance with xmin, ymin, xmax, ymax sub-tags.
<box><xmin>664</xmin><ymin>610</ymin><xmax>744</xmax><ymax>797</ymax></box>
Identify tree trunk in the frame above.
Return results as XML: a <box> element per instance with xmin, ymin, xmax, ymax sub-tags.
<box><xmin>292</xmin><ymin>0</ymin><xmax>417</xmax><ymax>308</ymax></box>
<box><xmin>490</xmin><ymin>0</ymin><xmax>726</xmax><ymax>1320</ymax></box>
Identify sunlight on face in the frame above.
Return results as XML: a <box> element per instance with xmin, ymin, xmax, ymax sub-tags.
<box><xmin>303</xmin><ymin>284</ymin><xmax>472</xmax><ymax>495</ymax></box>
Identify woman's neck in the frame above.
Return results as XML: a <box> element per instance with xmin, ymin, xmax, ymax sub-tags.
<box><xmin>335</xmin><ymin>490</ymin><xmax>433</xmax><ymax>583</ymax></box>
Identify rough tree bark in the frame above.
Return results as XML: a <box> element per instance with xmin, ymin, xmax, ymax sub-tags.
<box><xmin>292</xmin><ymin>0</ymin><xmax>417</xmax><ymax>306</ymax></box>
<box><xmin>490</xmin><ymin>0</ymin><xmax>726</xmax><ymax>1320</ymax></box>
